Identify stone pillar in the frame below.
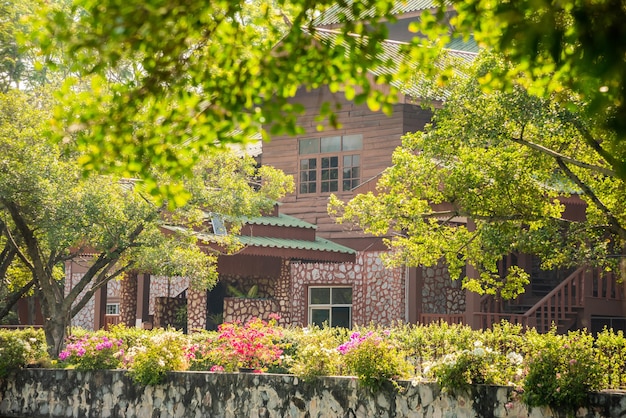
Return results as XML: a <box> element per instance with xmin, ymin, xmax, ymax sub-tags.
<box><xmin>187</xmin><ymin>287</ymin><xmax>207</xmax><ymax>331</ymax></box>
<box><xmin>119</xmin><ymin>272</ymin><xmax>138</xmax><ymax>327</ymax></box>
<box><xmin>273</xmin><ymin>259</ymin><xmax>292</xmax><ymax>325</ymax></box>
<box><xmin>93</xmin><ymin>282</ymin><xmax>107</xmax><ymax>330</ymax></box>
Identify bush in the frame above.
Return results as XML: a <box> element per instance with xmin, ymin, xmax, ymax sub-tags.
<box><xmin>0</xmin><ymin>328</ymin><xmax>48</xmax><ymax>377</ymax></box>
<box><xmin>430</xmin><ymin>340</ymin><xmax>522</xmax><ymax>394</ymax></box>
<box><xmin>58</xmin><ymin>333</ymin><xmax>124</xmax><ymax>370</ymax></box>
<box><xmin>522</xmin><ymin>329</ymin><xmax>602</xmax><ymax>412</ymax></box>
<box><xmin>126</xmin><ymin>329</ymin><xmax>187</xmax><ymax>385</ymax></box>
<box><xmin>338</xmin><ymin>330</ymin><xmax>412</xmax><ymax>391</ymax></box>
<box><xmin>288</xmin><ymin>325</ymin><xmax>347</xmax><ymax>380</ymax></box>
<box><xmin>213</xmin><ymin>316</ymin><xmax>283</xmax><ymax>372</ymax></box>
<box><xmin>595</xmin><ymin>327</ymin><xmax>626</xmax><ymax>390</ymax></box>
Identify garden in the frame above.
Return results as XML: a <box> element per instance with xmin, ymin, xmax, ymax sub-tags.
<box><xmin>2</xmin><ymin>317</ymin><xmax>626</xmax><ymax>414</ymax></box>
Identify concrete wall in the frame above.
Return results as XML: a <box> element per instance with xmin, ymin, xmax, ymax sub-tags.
<box><xmin>1</xmin><ymin>369</ymin><xmax>625</xmax><ymax>418</ymax></box>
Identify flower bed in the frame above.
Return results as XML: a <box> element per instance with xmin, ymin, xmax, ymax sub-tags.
<box><xmin>2</xmin><ymin>318</ymin><xmax>626</xmax><ymax>413</ymax></box>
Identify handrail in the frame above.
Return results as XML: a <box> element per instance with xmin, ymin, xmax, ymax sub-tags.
<box><xmin>418</xmin><ymin>313</ymin><xmax>465</xmax><ymax>325</ymax></box>
<box><xmin>522</xmin><ymin>266</ymin><xmax>586</xmax><ymax>333</ymax></box>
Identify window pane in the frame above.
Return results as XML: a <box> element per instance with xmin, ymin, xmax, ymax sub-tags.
<box><xmin>321</xmin><ymin>136</ymin><xmax>341</xmax><ymax>153</ymax></box>
<box><xmin>310</xmin><ymin>288</ymin><xmax>330</xmax><ymax>304</ymax></box>
<box><xmin>299</xmin><ymin>138</ymin><xmax>319</xmax><ymax>155</ymax></box>
<box><xmin>311</xmin><ymin>309</ymin><xmax>330</xmax><ymax>327</ymax></box>
<box><xmin>332</xmin><ymin>288</ymin><xmax>352</xmax><ymax>304</ymax></box>
<box><xmin>331</xmin><ymin>307</ymin><xmax>351</xmax><ymax>328</ymax></box>
<box><xmin>342</xmin><ymin>134</ymin><xmax>363</xmax><ymax>151</ymax></box>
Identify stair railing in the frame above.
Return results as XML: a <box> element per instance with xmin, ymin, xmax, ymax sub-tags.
<box><xmin>522</xmin><ymin>266</ymin><xmax>586</xmax><ymax>333</ymax></box>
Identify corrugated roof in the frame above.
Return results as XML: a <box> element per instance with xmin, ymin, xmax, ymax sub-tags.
<box><xmin>311</xmin><ymin>28</ymin><xmax>477</xmax><ymax>100</ymax></box>
<box><xmin>243</xmin><ymin>213</ymin><xmax>317</xmax><ymax>229</ymax></box>
<box><xmin>160</xmin><ymin>223</ymin><xmax>355</xmax><ymax>256</ymax></box>
<box><xmin>313</xmin><ymin>0</ymin><xmax>443</xmax><ymax>26</ymax></box>
<box><xmin>236</xmin><ymin>235</ymin><xmax>356</xmax><ymax>255</ymax></box>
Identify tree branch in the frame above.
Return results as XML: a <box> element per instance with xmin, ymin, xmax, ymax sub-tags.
<box><xmin>511</xmin><ymin>136</ymin><xmax>616</xmax><ymax>177</ymax></box>
<box><xmin>0</xmin><ymin>279</ymin><xmax>35</xmax><ymax>321</ymax></box>
<box><xmin>556</xmin><ymin>158</ymin><xmax>626</xmax><ymax>240</ymax></box>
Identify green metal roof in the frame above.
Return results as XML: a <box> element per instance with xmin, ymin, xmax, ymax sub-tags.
<box><xmin>243</xmin><ymin>213</ymin><xmax>317</xmax><ymax>229</ymax></box>
<box><xmin>236</xmin><ymin>235</ymin><xmax>356</xmax><ymax>255</ymax></box>
<box><xmin>160</xmin><ymin>223</ymin><xmax>356</xmax><ymax>257</ymax></box>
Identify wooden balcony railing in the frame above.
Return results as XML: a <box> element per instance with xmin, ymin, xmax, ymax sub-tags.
<box><xmin>418</xmin><ymin>313</ymin><xmax>465</xmax><ymax>325</ymax></box>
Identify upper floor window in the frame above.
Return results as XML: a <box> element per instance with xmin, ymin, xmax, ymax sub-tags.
<box><xmin>298</xmin><ymin>134</ymin><xmax>362</xmax><ymax>194</ymax></box>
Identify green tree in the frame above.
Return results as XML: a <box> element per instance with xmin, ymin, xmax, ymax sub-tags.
<box><xmin>0</xmin><ymin>89</ymin><xmax>293</xmax><ymax>356</ymax></box>
<box><xmin>406</xmin><ymin>0</ymin><xmax>626</xmax><ymax>180</ymax></box>
<box><xmin>329</xmin><ymin>53</ymin><xmax>626</xmax><ymax>298</ymax></box>
<box><xmin>34</xmin><ymin>0</ymin><xmax>403</xmax><ymax>200</ymax></box>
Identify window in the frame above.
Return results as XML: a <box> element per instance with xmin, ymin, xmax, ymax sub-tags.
<box><xmin>308</xmin><ymin>286</ymin><xmax>352</xmax><ymax>328</ymax></box>
<box><xmin>298</xmin><ymin>134</ymin><xmax>362</xmax><ymax>194</ymax></box>
<box><xmin>105</xmin><ymin>303</ymin><xmax>120</xmax><ymax>315</ymax></box>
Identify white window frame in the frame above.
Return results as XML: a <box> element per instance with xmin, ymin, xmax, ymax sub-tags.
<box><xmin>308</xmin><ymin>286</ymin><xmax>352</xmax><ymax>328</ymax></box>
<box><xmin>105</xmin><ymin>303</ymin><xmax>120</xmax><ymax>315</ymax></box>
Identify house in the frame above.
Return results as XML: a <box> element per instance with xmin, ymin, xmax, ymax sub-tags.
<box><xmin>256</xmin><ymin>1</ymin><xmax>626</xmax><ymax>334</ymax></box>
<box><xmin>24</xmin><ymin>1</ymin><xmax>624</xmax><ymax>335</ymax></box>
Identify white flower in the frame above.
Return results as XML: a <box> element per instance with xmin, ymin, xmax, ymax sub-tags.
<box><xmin>506</xmin><ymin>352</ymin><xmax>523</xmax><ymax>365</ymax></box>
<box><xmin>472</xmin><ymin>347</ymin><xmax>486</xmax><ymax>357</ymax></box>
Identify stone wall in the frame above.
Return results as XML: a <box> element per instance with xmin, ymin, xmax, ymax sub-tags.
<box><xmin>153</xmin><ymin>297</ymin><xmax>186</xmax><ymax>329</ymax></box>
<box><xmin>421</xmin><ymin>262</ymin><xmax>465</xmax><ymax>315</ymax></box>
<box><xmin>223</xmin><ymin>297</ymin><xmax>278</xmax><ymax>324</ymax></box>
<box><xmin>1</xmin><ymin>369</ymin><xmax>625</xmax><ymax>418</ymax></box>
<box><xmin>290</xmin><ymin>251</ymin><xmax>406</xmax><ymax>326</ymax></box>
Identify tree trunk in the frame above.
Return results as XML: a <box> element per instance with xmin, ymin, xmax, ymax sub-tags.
<box><xmin>120</xmin><ymin>271</ymin><xmax>138</xmax><ymax>327</ymax></box>
<box><xmin>42</xmin><ymin>306</ymin><xmax>69</xmax><ymax>358</ymax></box>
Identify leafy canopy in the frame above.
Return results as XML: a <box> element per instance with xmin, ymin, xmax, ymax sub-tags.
<box><xmin>329</xmin><ymin>53</ymin><xmax>626</xmax><ymax>298</ymax></box>
<box><xmin>35</xmin><ymin>0</ymin><xmax>403</xmax><ymax>202</ymax></box>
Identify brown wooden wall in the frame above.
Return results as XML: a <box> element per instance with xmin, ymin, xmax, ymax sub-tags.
<box><xmin>262</xmin><ymin>86</ymin><xmax>433</xmax><ymax>244</ymax></box>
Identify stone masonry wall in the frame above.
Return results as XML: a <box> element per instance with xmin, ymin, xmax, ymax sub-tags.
<box><xmin>1</xmin><ymin>369</ymin><xmax>625</xmax><ymax>418</ymax></box>
<box><xmin>223</xmin><ymin>297</ymin><xmax>278</xmax><ymax>324</ymax></box>
<box><xmin>422</xmin><ymin>261</ymin><xmax>466</xmax><ymax>315</ymax></box>
<box><xmin>290</xmin><ymin>251</ymin><xmax>406</xmax><ymax>326</ymax></box>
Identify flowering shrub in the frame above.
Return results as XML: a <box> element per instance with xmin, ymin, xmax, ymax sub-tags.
<box><xmin>184</xmin><ymin>331</ymin><xmax>224</xmax><ymax>371</ymax></box>
<box><xmin>430</xmin><ymin>340</ymin><xmax>521</xmax><ymax>394</ymax></box>
<box><xmin>125</xmin><ymin>329</ymin><xmax>187</xmax><ymax>385</ymax></box>
<box><xmin>338</xmin><ymin>330</ymin><xmax>412</xmax><ymax>391</ymax></box>
<box><xmin>522</xmin><ymin>329</ymin><xmax>602</xmax><ymax>412</ymax></box>
<box><xmin>288</xmin><ymin>326</ymin><xmax>347</xmax><ymax>380</ymax></box>
<box><xmin>58</xmin><ymin>333</ymin><xmax>124</xmax><ymax>370</ymax></box>
<box><xmin>213</xmin><ymin>316</ymin><xmax>283</xmax><ymax>372</ymax></box>
<box><xmin>0</xmin><ymin>328</ymin><xmax>48</xmax><ymax>377</ymax></box>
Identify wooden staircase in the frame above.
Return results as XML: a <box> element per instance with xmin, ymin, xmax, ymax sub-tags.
<box><xmin>478</xmin><ymin>266</ymin><xmax>623</xmax><ymax>333</ymax></box>
<box><xmin>420</xmin><ymin>266</ymin><xmax>624</xmax><ymax>333</ymax></box>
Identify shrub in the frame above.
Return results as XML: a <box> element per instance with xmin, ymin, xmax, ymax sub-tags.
<box><xmin>0</xmin><ymin>328</ymin><xmax>48</xmax><ymax>377</ymax></box>
<box><xmin>213</xmin><ymin>316</ymin><xmax>283</xmax><ymax>372</ymax></box>
<box><xmin>185</xmin><ymin>331</ymin><xmax>225</xmax><ymax>371</ymax></box>
<box><xmin>595</xmin><ymin>327</ymin><xmax>626</xmax><ymax>390</ymax></box>
<box><xmin>126</xmin><ymin>329</ymin><xmax>187</xmax><ymax>385</ymax></box>
<box><xmin>338</xmin><ymin>329</ymin><xmax>412</xmax><ymax>391</ymax></box>
<box><xmin>430</xmin><ymin>340</ymin><xmax>521</xmax><ymax>394</ymax></box>
<box><xmin>288</xmin><ymin>325</ymin><xmax>347</xmax><ymax>380</ymax></box>
<box><xmin>522</xmin><ymin>329</ymin><xmax>602</xmax><ymax>412</ymax></box>
<box><xmin>58</xmin><ymin>333</ymin><xmax>123</xmax><ymax>370</ymax></box>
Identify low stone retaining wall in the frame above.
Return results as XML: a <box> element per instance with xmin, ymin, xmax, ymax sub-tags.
<box><xmin>0</xmin><ymin>369</ymin><xmax>624</xmax><ymax>418</ymax></box>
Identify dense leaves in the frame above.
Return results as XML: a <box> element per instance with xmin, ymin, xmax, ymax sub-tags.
<box><xmin>34</xmin><ymin>0</ymin><xmax>402</xmax><ymax>201</ymax></box>
<box><xmin>330</xmin><ymin>53</ymin><xmax>626</xmax><ymax>298</ymax></box>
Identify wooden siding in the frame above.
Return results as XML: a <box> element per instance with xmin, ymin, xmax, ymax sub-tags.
<box><xmin>262</xmin><ymin>86</ymin><xmax>433</xmax><ymax>242</ymax></box>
